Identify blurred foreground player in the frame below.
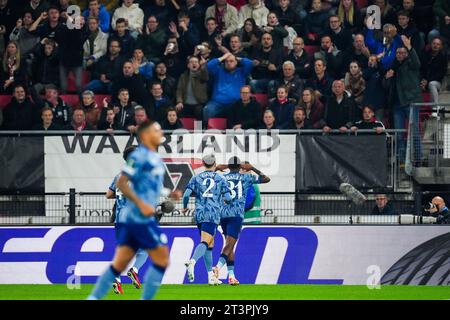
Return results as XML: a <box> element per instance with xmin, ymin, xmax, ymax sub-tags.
<box><xmin>88</xmin><ymin>120</ymin><xmax>177</xmax><ymax>300</ymax></box>
<box><xmin>213</xmin><ymin>157</ymin><xmax>270</xmax><ymax>285</ymax></box>
<box><xmin>182</xmin><ymin>154</ymin><xmax>232</xmax><ymax>285</ymax></box>
<box><xmin>106</xmin><ymin>145</ymin><xmax>149</xmax><ymax>294</ymax></box>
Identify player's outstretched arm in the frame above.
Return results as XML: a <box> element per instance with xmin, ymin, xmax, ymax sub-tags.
<box><xmin>117</xmin><ymin>174</ymin><xmax>155</xmax><ymax>216</ymax></box>
<box><xmin>181</xmin><ymin>188</ymin><xmax>192</xmax><ymax>213</ymax></box>
<box><xmin>105</xmin><ymin>189</ymin><xmax>115</xmax><ymax>199</ymax></box>
<box><xmin>241</xmin><ymin>163</ymin><xmax>271</xmax><ymax>183</ymax></box>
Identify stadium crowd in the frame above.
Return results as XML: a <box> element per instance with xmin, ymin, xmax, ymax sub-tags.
<box><xmin>0</xmin><ymin>0</ymin><xmax>448</xmax><ymax>132</ymax></box>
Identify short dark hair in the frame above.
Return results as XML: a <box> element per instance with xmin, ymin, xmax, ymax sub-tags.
<box><xmin>122</xmin><ymin>145</ymin><xmax>137</xmax><ymax>161</ymax></box>
<box><xmin>228</xmin><ymin>156</ymin><xmax>241</xmax><ymax>170</ymax></box>
<box><xmin>116</xmin><ymin>17</ymin><xmax>127</xmax><ymax>25</ymax></box>
<box><xmin>118</xmin><ymin>88</ymin><xmax>129</xmax><ymax>95</ymax></box>
<box><xmin>178</xmin><ymin>11</ymin><xmax>189</xmax><ymax>19</ymax></box>
<box><xmin>397</xmin><ymin>10</ymin><xmax>410</xmax><ymax>18</ymax></box>
<box><xmin>206</xmin><ymin>17</ymin><xmax>216</xmax><ymax>24</ymax></box>
<box><xmin>137</xmin><ymin>119</ymin><xmax>156</xmax><ymax>137</ymax></box>
<box><xmin>41</xmin><ymin>106</ymin><xmax>52</xmax><ymax>115</ymax></box>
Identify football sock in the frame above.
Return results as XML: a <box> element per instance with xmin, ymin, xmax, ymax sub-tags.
<box><xmin>87</xmin><ymin>265</ymin><xmax>120</xmax><ymax>300</ymax></box>
<box><xmin>217</xmin><ymin>253</ymin><xmax>227</xmax><ymax>270</ymax></box>
<box><xmin>133</xmin><ymin>249</ymin><xmax>148</xmax><ymax>272</ymax></box>
<box><xmin>204</xmin><ymin>247</ymin><xmax>213</xmax><ymax>272</ymax></box>
<box><xmin>191</xmin><ymin>241</ymin><xmax>208</xmax><ymax>263</ymax></box>
<box><xmin>227</xmin><ymin>260</ymin><xmax>235</xmax><ymax>278</ymax></box>
<box><xmin>141</xmin><ymin>264</ymin><xmax>166</xmax><ymax>300</ymax></box>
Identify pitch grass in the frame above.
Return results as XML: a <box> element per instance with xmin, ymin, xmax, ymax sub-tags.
<box><xmin>0</xmin><ymin>284</ymin><xmax>448</xmax><ymax>300</ymax></box>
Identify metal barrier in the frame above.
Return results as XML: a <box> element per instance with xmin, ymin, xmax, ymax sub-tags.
<box><xmin>406</xmin><ymin>103</ymin><xmax>450</xmax><ymax>183</ymax></box>
<box><xmin>0</xmin><ymin>190</ymin><xmax>419</xmax><ymax>225</ymax></box>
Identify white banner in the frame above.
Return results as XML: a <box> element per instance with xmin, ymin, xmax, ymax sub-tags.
<box><xmin>44</xmin><ymin>132</ymin><xmax>296</xmax><ymax>193</ymax></box>
<box><xmin>0</xmin><ymin>226</ymin><xmax>448</xmax><ymax>285</ymax></box>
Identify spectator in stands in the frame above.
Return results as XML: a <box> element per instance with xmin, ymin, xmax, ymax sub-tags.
<box><xmin>127</xmin><ymin>105</ymin><xmax>148</xmax><ymax>133</ymax></box>
<box><xmin>24</xmin><ymin>0</ymin><xmax>49</xmax><ymax>21</ymax></box>
<box><xmin>111</xmin><ymin>0</ymin><xmax>144</xmax><ymax>39</ymax></box>
<box><xmin>131</xmin><ymin>47</ymin><xmax>154</xmax><ymax>82</ymax></box>
<box><xmin>402</xmin><ymin>0</ymin><xmax>435</xmax><ymax>40</ymax></box>
<box><xmin>420</xmin><ymin>37</ymin><xmax>447</xmax><ymax>104</ymax></box>
<box><xmin>374</xmin><ymin>0</ymin><xmax>397</xmax><ymax>26</ymax></box>
<box><xmin>205</xmin><ymin>0</ymin><xmax>240</xmax><ymax>37</ymax></box>
<box><xmin>28</xmin><ymin>6</ymin><xmax>63</xmax><ymax>42</ymax></box>
<box><xmin>314</xmin><ymin>35</ymin><xmax>344</xmax><ymax>79</ymax></box>
<box><xmin>161</xmin><ymin>107</ymin><xmax>184</xmax><ymax>130</ymax></box>
<box><xmin>204</xmin><ymin>52</ymin><xmax>253</xmax><ymax>124</ymax></box>
<box><xmin>175</xmin><ymin>55</ymin><xmax>209</xmax><ymax>121</ymax></box>
<box><xmin>384</xmin><ymin>36</ymin><xmax>422</xmax><ymax>161</ymax></box>
<box><xmin>202</xmin><ymin>17</ymin><xmax>220</xmax><ymax>49</ymax></box>
<box><xmin>269</xmin><ymin>60</ymin><xmax>304</xmax><ymax>103</ymax></box>
<box><xmin>136</xmin><ymin>15</ymin><xmax>167</xmax><ymax>63</ymax></box>
<box><xmin>154</xmin><ymin>61</ymin><xmax>176</xmax><ymax>101</ymax></box>
<box><xmin>65</xmin><ymin>108</ymin><xmax>93</xmax><ymax>131</ymax></box>
<box><xmin>31</xmin><ymin>38</ymin><xmax>59</xmax><ymax>94</ymax></box>
<box><xmin>433</xmin><ymin>0</ymin><xmax>450</xmax><ymax>42</ymax></box>
<box><xmin>143</xmin><ymin>0</ymin><xmax>177</xmax><ymax>29</ymax></box>
<box><xmin>32</xmin><ymin>84</ymin><xmax>71</xmax><ymax>126</ymax></box>
<box><xmin>327</xmin><ymin>14</ymin><xmax>353</xmax><ymax>52</ymax></box>
<box><xmin>184</xmin><ymin>0</ymin><xmax>205</xmax><ymax>33</ymax></box>
<box><xmin>297</xmin><ymin>87</ymin><xmax>325</xmax><ymax>128</ymax></box>
<box><xmin>286</xmin><ymin>36</ymin><xmax>312</xmax><ymax>79</ymax></box>
<box><xmin>372</xmin><ymin>194</ymin><xmax>396</xmax><ymax>215</ymax></box>
<box><xmin>54</xmin><ymin>14</ymin><xmax>87</xmax><ymax>93</ymax></box>
<box><xmin>350</xmin><ymin>105</ymin><xmax>385</xmax><ymax>134</ymax></box>
<box><xmin>238</xmin><ymin>0</ymin><xmax>269</xmax><ymax>28</ymax></box>
<box><xmin>0</xmin><ymin>26</ymin><xmax>5</xmax><ymax>62</ymax></box>
<box><xmin>217</xmin><ymin>34</ymin><xmax>249</xmax><ymax>58</ymax></box>
<box><xmin>78</xmin><ymin>90</ymin><xmax>100</xmax><ymax>129</ymax></box>
<box><xmin>237</xmin><ymin>18</ymin><xmax>262</xmax><ymax>53</ymax></box>
<box><xmin>169</xmin><ymin>11</ymin><xmax>200</xmax><ymax>58</ymax></box>
<box><xmin>337</xmin><ymin>0</ymin><xmax>363</xmax><ymax>35</ymax></box>
<box><xmin>1</xmin><ymin>84</ymin><xmax>36</xmax><ymax>130</ymax></box>
<box><xmin>344</xmin><ymin>61</ymin><xmax>365</xmax><ymax>107</ymax></box>
<box><xmin>273</xmin><ymin>0</ymin><xmax>302</xmax><ymax>34</ymax></box>
<box><xmin>101</xmin><ymin>88</ymin><xmax>135</xmax><ymax>130</ymax></box>
<box><xmin>260</xmin><ymin>109</ymin><xmax>278</xmax><ymax>129</ymax></box>
<box><xmin>262</xmin><ymin>12</ymin><xmax>289</xmax><ymax>49</ymax></box>
<box><xmin>56</xmin><ymin>0</ymin><xmax>71</xmax><ymax>13</ymax></box>
<box><xmin>97</xmin><ymin>107</ymin><xmax>121</xmax><ymax>131</ymax></box>
<box><xmin>111</xmin><ymin>60</ymin><xmax>149</xmax><ymax>107</ymax></box>
<box><xmin>268</xmin><ymin>86</ymin><xmax>296</xmax><ymax>129</ymax></box>
<box><xmin>162</xmin><ymin>35</ymin><xmax>184</xmax><ymax>78</ymax></box>
<box><xmin>365</xmin><ymin>23</ymin><xmax>403</xmax><ymax>71</ymax></box>
<box><xmin>304</xmin><ymin>0</ymin><xmax>330</xmax><ymax>45</ymax></box>
<box><xmin>1</xmin><ymin>41</ymin><xmax>26</xmax><ymax>94</ymax></box>
<box><xmin>228</xmin><ymin>0</ymin><xmax>246</xmax><ymax>10</ymax></box>
<box><xmin>363</xmin><ymin>54</ymin><xmax>386</xmax><ymax>121</ymax></box>
<box><xmin>9</xmin><ymin>11</ymin><xmax>40</xmax><ymax>59</ymax></box>
<box><xmin>343</xmin><ymin>33</ymin><xmax>370</xmax><ymax>73</ymax></box>
<box><xmin>305</xmin><ymin>58</ymin><xmax>334</xmax><ymax>100</ymax></box>
<box><xmin>83</xmin><ymin>16</ymin><xmax>108</xmax><ymax>69</ymax></box>
<box><xmin>286</xmin><ymin>107</ymin><xmax>313</xmax><ymax>129</ymax></box>
<box><xmin>109</xmin><ymin>18</ymin><xmax>136</xmax><ymax>59</ymax></box>
<box><xmin>322</xmin><ymin>80</ymin><xmax>358</xmax><ymax>133</ymax></box>
<box><xmin>146</xmin><ymin>81</ymin><xmax>172</xmax><ymax>123</ymax></box>
<box><xmin>85</xmin><ymin>39</ymin><xmax>125</xmax><ymax>94</ymax></box>
<box><xmin>0</xmin><ymin>0</ymin><xmax>18</xmax><ymax>43</ymax></box>
<box><xmin>82</xmin><ymin>0</ymin><xmax>110</xmax><ymax>33</ymax></box>
<box><xmin>32</xmin><ymin>105</ymin><xmax>60</xmax><ymax>130</ymax></box>
<box><xmin>250</xmin><ymin>32</ymin><xmax>284</xmax><ymax>93</ymax></box>
<box><xmin>227</xmin><ymin>85</ymin><xmax>262</xmax><ymax>129</ymax></box>
<box><xmin>396</xmin><ymin>10</ymin><xmax>424</xmax><ymax>54</ymax></box>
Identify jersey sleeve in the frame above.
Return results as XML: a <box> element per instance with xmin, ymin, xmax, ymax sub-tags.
<box><xmin>185</xmin><ymin>176</ymin><xmax>196</xmax><ymax>194</ymax></box>
<box><xmin>108</xmin><ymin>175</ymin><xmax>118</xmax><ymax>192</ymax></box>
<box><xmin>220</xmin><ymin>176</ymin><xmax>232</xmax><ymax>202</ymax></box>
<box><xmin>121</xmin><ymin>151</ymin><xmax>143</xmax><ymax>181</ymax></box>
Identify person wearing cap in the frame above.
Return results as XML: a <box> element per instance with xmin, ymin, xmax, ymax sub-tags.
<box><xmin>182</xmin><ymin>154</ymin><xmax>232</xmax><ymax>285</ymax></box>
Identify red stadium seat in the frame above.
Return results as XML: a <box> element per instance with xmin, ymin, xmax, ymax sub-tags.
<box><xmin>207</xmin><ymin>118</ymin><xmax>227</xmax><ymax>130</ymax></box>
<box><xmin>61</xmin><ymin>95</ymin><xmax>80</xmax><ymax>108</ymax></box>
<box><xmin>303</xmin><ymin>45</ymin><xmax>320</xmax><ymax>57</ymax></box>
<box><xmin>66</xmin><ymin>70</ymin><xmax>90</xmax><ymax>93</ymax></box>
<box><xmin>253</xmin><ymin>93</ymin><xmax>269</xmax><ymax>109</ymax></box>
<box><xmin>0</xmin><ymin>95</ymin><xmax>12</xmax><ymax>109</ymax></box>
<box><xmin>180</xmin><ymin>117</ymin><xmax>196</xmax><ymax>130</ymax></box>
<box><xmin>355</xmin><ymin>0</ymin><xmax>368</xmax><ymax>9</ymax></box>
<box><xmin>94</xmin><ymin>94</ymin><xmax>111</xmax><ymax>109</ymax></box>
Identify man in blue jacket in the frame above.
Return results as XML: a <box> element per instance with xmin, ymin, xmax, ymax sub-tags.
<box><xmin>204</xmin><ymin>52</ymin><xmax>253</xmax><ymax>125</ymax></box>
<box><xmin>83</xmin><ymin>0</ymin><xmax>110</xmax><ymax>33</ymax></box>
<box><xmin>365</xmin><ymin>24</ymin><xmax>402</xmax><ymax>71</ymax></box>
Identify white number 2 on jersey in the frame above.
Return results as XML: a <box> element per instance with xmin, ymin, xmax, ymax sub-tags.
<box><xmin>228</xmin><ymin>181</ymin><xmax>243</xmax><ymax>199</ymax></box>
<box><xmin>202</xmin><ymin>178</ymin><xmax>215</xmax><ymax>198</ymax></box>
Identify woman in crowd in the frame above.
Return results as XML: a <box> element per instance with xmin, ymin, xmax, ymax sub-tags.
<box><xmin>297</xmin><ymin>87</ymin><xmax>325</xmax><ymax>129</ymax></box>
<box><xmin>344</xmin><ymin>61</ymin><xmax>366</xmax><ymax>107</ymax></box>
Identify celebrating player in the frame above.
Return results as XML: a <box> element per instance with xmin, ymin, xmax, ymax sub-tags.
<box><xmin>88</xmin><ymin>120</ymin><xmax>176</xmax><ymax>300</ymax></box>
<box><xmin>106</xmin><ymin>145</ymin><xmax>149</xmax><ymax>294</ymax></box>
<box><xmin>182</xmin><ymin>154</ymin><xmax>232</xmax><ymax>285</ymax></box>
<box><xmin>213</xmin><ymin>157</ymin><xmax>270</xmax><ymax>285</ymax></box>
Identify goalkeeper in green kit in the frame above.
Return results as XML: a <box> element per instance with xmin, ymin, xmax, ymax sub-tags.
<box><xmin>241</xmin><ymin>162</ymin><xmax>262</xmax><ymax>224</ymax></box>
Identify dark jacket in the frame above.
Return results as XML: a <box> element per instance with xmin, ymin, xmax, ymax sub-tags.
<box><xmin>269</xmin><ymin>75</ymin><xmax>304</xmax><ymax>103</ymax></box>
<box><xmin>108</xmin><ymin>30</ymin><xmax>136</xmax><ymax>59</ymax></box>
<box><xmin>54</xmin><ymin>23</ymin><xmax>88</xmax><ymax>68</ymax></box>
<box><xmin>155</xmin><ymin>76</ymin><xmax>177</xmax><ymax>101</ymax></box>
<box><xmin>137</xmin><ymin>27</ymin><xmax>167</xmax><ymax>63</ymax></box>
<box><xmin>372</xmin><ymin>202</ymin><xmax>396</xmax><ymax>215</ymax></box>
<box><xmin>251</xmin><ymin>47</ymin><xmax>284</xmax><ymax>80</ymax></box>
<box><xmin>300</xmin><ymin>99</ymin><xmax>325</xmax><ymax>129</ymax></box>
<box><xmin>286</xmin><ymin>118</ymin><xmax>313</xmax><ymax>130</ymax></box>
<box><xmin>304</xmin><ymin>10</ymin><xmax>329</xmax><ymax>36</ymax></box>
<box><xmin>161</xmin><ymin>119</ymin><xmax>184</xmax><ymax>130</ymax></box>
<box><xmin>99</xmin><ymin>102</ymin><xmax>135</xmax><ymax>130</ymax></box>
<box><xmin>176</xmin><ymin>67</ymin><xmax>209</xmax><ymax>105</ymax></box>
<box><xmin>112</xmin><ymin>74</ymin><xmax>149</xmax><ymax>107</ymax></box>
<box><xmin>32</xmin><ymin>91</ymin><xmax>72</xmax><ymax>126</ymax></box>
<box><xmin>273</xmin><ymin>6</ymin><xmax>302</xmax><ymax>33</ymax></box>
<box><xmin>362</xmin><ymin>65</ymin><xmax>385</xmax><ymax>110</ymax></box>
<box><xmin>434</xmin><ymin>0</ymin><xmax>450</xmax><ymax>39</ymax></box>
<box><xmin>177</xmin><ymin>22</ymin><xmax>201</xmax><ymax>58</ymax></box>
<box><xmin>420</xmin><ymin>49</ymin><xmax>447</xmax><ymax>83</ymax></box>
<box><xmin>227</xmin><ymin>98</ymin><xmax>262</xmax><ymax>129</ymax></box>
<box><xmin>268</xmin><ymin>98</ymin><xmax>296</xmax><ymax>129</ymax></box>
<box><xmin>91</xmin><ymin>53</ymin><xmax>127</xmax><ymax>82</ymax></box>
<box><xmin>32</xmin><ymin>44</ymin><xmax>60</xmax><ymax>86</ymax></box>
<box><xmin>326</xmin><ymin>27</ymin><xmax>353</xmax><ymax>52</ymax></box>
<box><xmin>286</xmin><ymin>50</ymin><xmax>312</xmax><ymax>79</ymax></box>
<box><xmin>146</xmin><ymin>96</ymin><xmax>172</xmax><ymax>123</ymax></box>
<box><xmin>305</xmin><ymin>73</ymin><xmax>334</xmax><ymax>99</ymax></box>
<box><xmin>32</xmin><ymin>122</ymin><xmax>61</xmax><ymax>130</ymax></box>
<box><xmin>1</xmin><ymin>97</ymin><xmax>36</xmax><ymax>130</ymax></box>
<box><xmin>322</xmin><ymin>94</ymin><xmax>358</xmax><ymax>129</ymax></box>
<box><xmin>354</xmin><ymin>119</ymin><xmax>385</xmax><ymax>130</ymax></box>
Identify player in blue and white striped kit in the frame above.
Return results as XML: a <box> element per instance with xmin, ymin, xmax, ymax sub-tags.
<box><xmin>182</xmin><ymin>154</ymin><xmax>232</xmax><ymax>285</ymax></box>
<box><xmin>214</xmin><ymin>157</ymin><xmax>270</xmax><ymax>285</ymax></box>
<box><xmin>88</xmin><ymin>120</ymin><xmax>175</xmax><ymax>300</ymax></box>
<box><xmin>106</xmin><ymin>145</ymin><xmax>149</xmax><ymax>294</ymax></box>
